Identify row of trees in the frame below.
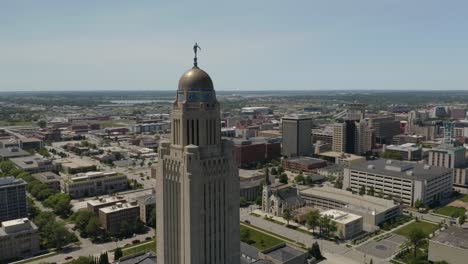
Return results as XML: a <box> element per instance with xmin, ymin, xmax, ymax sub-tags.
<box><xmin>305</xmin><ymin>210</ymin><xmax>338</xmax><ymax>239</ymax></box>
<box><xmin>0</xmin><ymin>161</ymin><xmax>72</xmax><ymax>217</ymax></box>
<box><xmin>29</xmin><ymin>200</ymin><xmax>77</xmax><ymax>250</ymax></box>
<box><xmin>65</xmin><ymin>252</ymin><xmax>110</xmax><ymax>264</ymax></box>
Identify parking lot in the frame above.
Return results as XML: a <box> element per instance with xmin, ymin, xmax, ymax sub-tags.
<box><xmin>356</xmin><ymin>234</ymin><xmax>406</xmax><ymax>259</ymax></box>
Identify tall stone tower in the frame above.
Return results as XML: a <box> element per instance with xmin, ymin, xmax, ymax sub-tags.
<box><xmin>156</xmin><ymin>50</ymin><xmax>240</xmax><ymax>264</ymax></box>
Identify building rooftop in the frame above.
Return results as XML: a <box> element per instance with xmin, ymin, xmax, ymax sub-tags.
<box><xmin>117</xmin><ymin>251</ymin><xmax>156</xmax><ymax>264</ymax></box>
<box><xmin>319</xmin><ymin>151</ymin><xmax>363</xmax><ymax>160</ymax></box>
<box><xmin>31</xmin><ymin>172</ymin><xmax>60</xmax><ymax>183</ymax></box>
<box><xmin>431</xmin><ymin>227</ymin><xmax>468</xmax><ymax>250</ymax></box>
<box><xmin>54</xmin><ymin>158</ymin><xmax>96</xmax><ymax>169</ymax></box>
<box><xmin>0</xmin><ymin>218</ymin><xmax>37</xmax><ymax>236</ymax></box>
<box><xmin>9</xmin><ymin>155</ymin><xmax>53</xmax><ymax>169</ymax></box>
<box><xmin>283</xmin><ymin>156</ymin><xmax>326</xmax><ymax>166</ymax></box>
<box><xmin>320</xmin><ymin>209</ymin><xmax>362</xmax><ymax>224</ymax></box>
<box><xmin>385</xmin><ymin>143</ymin><xmax>420</xmax><ymax>152</ymax></box>
<box><xmin>0</xmin><ymin>176</ymin><xmax>26</xmax><ymax>187</ymax></box>
<box><xmin>99</xmin><ymin>202</ymin><xmax>139</xmax><ymax>214</ymax></box>
<box><xmin>349</xmin><ymin>159</ymin><xmax>452</xmax><ymax>180</ymax></box>
<box><xmin>264</xmin><ymin>244</ymin><xmax>305</xmax><ymax>262</ymax></box>
<box><xmin>300</xmin><ymin>186</ymin><xmax>398</xmax><ymax>214</ymax></box>
<box><xmin>0</xmin><ymin>147</ymin><xmax>30</xmax><ymax>158</ymax></box>
<box><xmin>87</xmin><ymin>196</ymin><xmax>126</xmax><ymax>207</ymax></box>
<box><xmin>69</xmin><ymin>171</ymin><xmax>120</xmax><ymax>182</ymax></box>
<box><xmin>282</xmin><ymin>114</ymin><xmax>312</xmax><ymax>120</ymax></box>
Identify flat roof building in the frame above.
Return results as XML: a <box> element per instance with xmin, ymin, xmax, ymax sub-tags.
<box><xmin>9</xmin><ymin>155</ymin><xmax>57</xmax><ymax>174</ymax></box>
<box><xmin>429</xmin><ymin>227</ymin><xmax>468</xmax><ymax>264</ymax></box>
<box><xmin>87</xmin><ymin>196</ymin><xmax>127</xmax><ymax>214</ymax></box>
<box><xmin>0</xmin><ymin>147</ymin><xmax>30</xmax><ymax>161</ymax></box>
<box><xmin>344</xmin><ymin>159</ymin><xmax>453</xmax><ymax>207</ymax></box>
<box><xmin>31</xmin><ymin>172</ymin><xmax>61</xmax><ymax>190</ymax></box>
<box><xmin>0</xmin><ymin>177</ymin><xmax>27</xmax><ymax>222</ymax></box>
<box><xmin>54</xmin><ymin>158</ymin><xmax>97</xmax><ymax>174</ymax></box>
<box><xmin>320</xmin><ymin>209</ymin><xmax>363</xmax><ymax>239</ymax></box>
<box><xmin>62</xmin><ymin>171</ymin><xmax>128</xmax><ymax>198</ymax></box>
<box><xmin>383</xmin><ymin>143</ymin><xmax>423</xmax><ymax>161</ymax></box>
<box><xmin>281</xmin><ymin>115</ymin><xmax>312</xmax><ymax>157</ymax></box>
<box><xmin>98</xmin><ymin>202</ymin><xmax>140</xmax><ymax>234</ymax></box>
<box><xmin>300</xmin><ymin>186</ymin><xmax>401</xmax><ymax>231</ymax></box>
<box><xmin>281</xmin><ymin>156</ymin><xmax>327</xmax><ymax>173</ymax></box>
<box><xmin>0</xmin><ymin>218</ymin><xmax>40</xmax><ymax>262</ymax></box>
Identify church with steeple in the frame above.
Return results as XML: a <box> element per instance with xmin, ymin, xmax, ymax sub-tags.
<box><xmin>155</xmin><ymin>45</ymin><xmax>240</xmax><ymax>264</ymax></box>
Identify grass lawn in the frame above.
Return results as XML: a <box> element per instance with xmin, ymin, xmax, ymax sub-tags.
<box><xmin>434</xmin><ymin>206</ymin><xmax>466</xmax><ymax>218</ymax></box>
<box><xmin>240</xmin><ymin>225</ymin><xmax>283</xmax><ymax>250</ymax></box>
<box><xmin>458</xmin><ymin>195</ymin><xmax>468</xmax><ymax>203</ymax></box>
<box><xmin>122</xmin><ymin>240</ymin><xmax>156</xmax><ymax>256</ymax></box>
<box><xmin>394</xmin><ymin>221</ymin><xmax>439</xmax><ymax>238</ymax></box>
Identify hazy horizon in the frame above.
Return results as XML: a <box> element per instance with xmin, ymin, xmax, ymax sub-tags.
<box><xmin>2</xmin><ymin>0</ymin><xmax>468</xmax><ymax>91</ymax></box>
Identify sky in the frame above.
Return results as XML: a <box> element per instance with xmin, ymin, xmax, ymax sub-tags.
<box><xmin>1</xmin><ymin>0</ymin><xmax>468</xmax><ymax>91</ymax></box>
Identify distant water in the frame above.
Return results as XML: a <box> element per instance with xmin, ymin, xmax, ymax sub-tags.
<box><xmin>110</xmin><ymin>100</ymin><xmax>172</xmax><ymax>104</ymax></box>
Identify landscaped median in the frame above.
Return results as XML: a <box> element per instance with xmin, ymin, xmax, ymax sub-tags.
<box><xmin>121</xmin><ymin>239</ymin><xmax>156</xmax><ymax>256</ymax></box>
<box><xmin>393</xmin><ymin>220</ymin><xmax>439</xmax><ymax>238</ymax></box>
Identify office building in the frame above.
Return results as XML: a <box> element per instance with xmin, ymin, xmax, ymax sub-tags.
<box><xmin>0</xmin><ymin>147</ymin><xmax>30</xmax><ymax>161</ymax></box>
<box><xmin>156</xmin><ymin>57</ymin><xmax>240</xmax><ymax>263</ymax></box>
<box><xmin>320</xmin><ymin>209</ymin><xmax>363</xmax><ymax>239</ymax></box>
<box><xmin>428</xmin><ymin>144</ymin><xmax>466</xmax><ymax>169</ymax></box>
<box><xmin>317</xmin><ymin>151</ymin><xmax>365</xmax><ymax>167</ymax></box>
<box><xmin>98</xmin><ymin>202</ymin><xmax>140</xmax><ymax>234</ymax></box>
<box><xmin>281</xmin><ymin>156</ymin><xmax>327</xmax><ymax>173</ymax></box>
<box><xmin>62</xmin><ymin>171</ymin><xmax>128</xmax><ymax>198</ymax></box>
<box><xmin>9</xmin><ymin>155</ymin><xmax>57</xmax><ymax>174</ymax></box>
<box><xmin>299</xmin><ymin>186</ymin><xmax>401</xmax><ymax>231</ymax></box>
<box><xmin>346</xmin><ymin>103</ymin><xmax>366</xmax><ymax>121</ymax></box>
<box><xmin>453</xmin><ymin>168</ymin><xmax>468</xmax><ymax>194</ymax></box>
<box><xmin>87</xmin><ymin>196</ymin><xmax>127</xmax><ymax>214</ymax></box>
<box><xmin>0</xmin><ymin>177</ymin><xmax>27</xmax><ymax>222</ymax></box>
<box><xmin>281</xmin><ymin>115</ymin><xmax>312</xmax><ymax>157</ymax></box>
<box><xmin>234</xmin><ymin>137</ymin><xmax>281</xmax><ymax>167</ymax></box>
<box><xmin>331</xmin><ymin>121</ymin><xmax>373</xmax><ymax>155</ymax></box>
<box><xmin>343</xmin><ymin>159</ymin><xmax>453</xmax><ymax>206</ymax></box>
<box><xmin>54</xmin><ymin>158</ymin><xmax>97</xmax><ymax>174</ymax></box>
<box><xmin>0</xmin><ymin>218</ymin><xmax>40</xmax><ymax>261</ymax></box>
<box><xmin>383</xmin><ymin>143</ymin><xmax>423</xmax><ymax>161</ymax></box>
<box><xmin>428</xmin><ymin>227</ymin><xmax>468</xmax><ymax>264</ymax></box>
<box><xmin>30</xmin><ymin>172</ymin><xmax>61</xmax><ymax>190</ymax></box>
<box><xmin>366</xmin><ymin>115</ymin><xmax>400</xmax><ymax>144</ymax></box>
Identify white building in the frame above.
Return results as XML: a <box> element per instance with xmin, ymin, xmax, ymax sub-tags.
<box><xmin>0</xmin><ymin>218</ymin><xmax>40</xmax><ymax>261</ymax></box>
<box><xmin>344</xmin><ymin>159</ymin><xmax>453</xmax><ymax>206</ymax></box>
<box><xmin>320</xmin><ymin>209</ymin><xmax>363</xmax><ymax>239</ymax></box>
<box><xmin>62</xmin><ymin>171</ymin><xmax>127</xmax><ymax>198</ymax></box>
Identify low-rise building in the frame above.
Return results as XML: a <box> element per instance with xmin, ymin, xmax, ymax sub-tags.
<box><xmin>320</xmin><ymin>209</ymin><xmax>363</xmax><ymax>239</ymax></box>
<box><xmin>87</xmin><ymin>196</ymin><xmax>127</xmax><ymax>214</ymax></box>
<box><xmin>0</xmin><ymin>218</ymin><xmax>40</xmax><ymax>262</ymax></box>
<box><xmin>281</xmin><ymin>157</ymin><xmax>327</xmax><ymax>173</ymax></box>
<box><xmin>132</xmin><ymin>191</ymin><xmax>156</xmax><ymax>224</ymax></box>
<box><xmin>62</xmin><ymin>171</ymin><xmax>128</xmax><ymax>198</ymax></box>
<box><xmin>383</xmin><ymin>143</ymin><xmax>423</xmax><ymax>161</ymax></box>
<box><xmin>234</xmin><ymin>137</ymin><xmax>281</xmax><ymax>167</ymax></box>
<box><xmin>454</xmin><ymin>168</ymin><xmax>468</xmax><ymax>194</ymax></box>
<box><xmin>54</xmin><ymin>158</ymin><xmax>97</xmax><ymax>174</ymax></box>
<box><xmin>31</xmin><ymin>172</ymin><xmax>61</xmax><ymax>190</ymax></box>
<box><xmin>317</xmin><ymin>151</ymin><xmax>365</xmax><ymax>167</ymax></box>
<box><xmin>343</xmin><ymin>159</ymin><xmax>453</xmax><ymax>207</ymax></box>
<box><xmin>98</xmin><ymin>202</ymin><xmax>140</xmax><ymax>234</ymax></box>
<box><xmin>0</xmin><ymin>147</ymin><xmax>30</xmax><ymax>161</ymax></box>
<box><xmin>299</xmin><ymin>186</ymin><xmax>401</xmax><ymax>231</ymax></box>
<box><xmin>428</xmin><ymin>227</ymin><xmax>468</xmax><ymax>264</ymax></box>
<box><xmin>9</xmin><ymin>155</ymin><xmax>57</xmax><ymax>174</ymax></box>
<box><xmin>240</xmin><ymin>242</ymin><xmax>308</xmax><ymax>264</ymax></box>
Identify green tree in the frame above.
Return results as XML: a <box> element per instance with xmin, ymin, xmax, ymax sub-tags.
<box><xmin>279</xmin><ymin>173</ymin><xmax>288</xmax><ymax>184</ymax></box>
<box><xmin>283</xmin><ymin>208</ymin><xmax>293</xmax><ymax>225</ymax></box>
<box><xmin>414</xmin><ymin>199</ymin><xmax>424</xmax><ymax>209</ymax></box>
<box><xmin>304</xmin><ymin>175</ymin><xmax>313</xmax><ymax>186</ymax></box>
<box><xmin>240</xmin><ymin>228</ymin><xmax>250</xmax><ymax>242</ymax></box>
<box><xmin>255</xmin><ymin>195</ymin><xmax>262</xmax><ymax>206</ymax></box>
<box><xmin>256</xmin><ymin>163</ymin><xmax>264</xmax><ymax>170</ymax></box>
<box><xmin>99</xmin><ymin>252</ymin><xmax>109</xmax><ymax>264</ymax></box>
<box><xmin>308</xmin><ymin>241</ymin><xmax>324</xmax><ymax>260</ymax></box>
<box><xmin>148</xmin><ymin>207</ymin><xmax>156</xmax><ymax>227</ymax></box>
<box><xmin>270</xmin><ymin>167</ymin><xmax>278</xmax><ymax>175</ymax></box>
<box><xmin>44</xmin><ymin>193</ymin><xmax>71</xmax><ymax>217</ymax></box>
<box><xmin>294</xmin><ymin>173</ymin><xmax>305</xmax><ymax>184</ymax></box>
<box><xmin>359</xmin><ymin>185</ymin><xmax>366</xmax><ymax>196</ymax></box>
<box><xmin>85</xmin><ymin>216</ymin><xmax>101</xmax><ymax>237</ymax></box>
<box><xmin>240</xmin><ymin>196</ymin><xmax>248</xmax><ymax>207</ymax></box>
<box><xmin>119</xmin><ymin>220</ymin><xmax>132</xmax><ymax>237</ymax></box>
<box><xmin>306</xmin><ymin>210</ymin><xmax>320</xmax><ymax>233</ymax></box>
<box><xmin>367</xmin><ymin>186</ymin><xmax>375</xmax><ymax>196</ymax></box>
<box><xmin>459</xmin><ymin>214</ymin><xmax>466</xmax><ymax>225</ymax></box>
<box><xmin>114</xmin><ymin>248</ymin><xmax>123</xmax><ymax>261</ymax></box>
<box><xmin>37</xmin><ymin>120</ymin><xmax>47</xmax><ymax>128</ymax></box>
<box><xmin>408</xmin><ymin>227</ymin><xmax>427</xmax><ymax>259</ymax></box>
